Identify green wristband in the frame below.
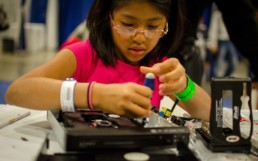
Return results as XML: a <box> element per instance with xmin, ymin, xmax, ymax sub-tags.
<box><xmin>174</xmin><ymin>76</ymin><xmax>196</xmax><ymax>102</ymax></box>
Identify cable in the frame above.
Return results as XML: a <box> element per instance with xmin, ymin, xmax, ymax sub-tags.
<box><xmin>170</xmin><ymin>98</ymin><xmax>179</xmax><ymax>114</ymax></box>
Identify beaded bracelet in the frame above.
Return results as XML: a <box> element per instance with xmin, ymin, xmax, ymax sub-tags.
<box><xmin>174</xmin><ymin>76</ymin><xmax>196</xmax><ymax>102</ymax></box>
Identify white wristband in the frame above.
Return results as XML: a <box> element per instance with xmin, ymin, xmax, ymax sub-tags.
<box><xmin>60</xmin><ymin>78</ymin><xmax>77</xmax><ymax>112</ymax></box>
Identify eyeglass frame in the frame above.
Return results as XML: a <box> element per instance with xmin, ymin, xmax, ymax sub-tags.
<box><xmin>110</xmin><ymin>15</ymin><xmax>169</xmax><ymax>39</ymax></box>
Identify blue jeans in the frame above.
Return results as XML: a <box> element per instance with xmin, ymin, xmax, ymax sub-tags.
<box><xmin>215</xmin><ymin>41</ymin><xmax>239</xmax><ymax>77</ymax></box>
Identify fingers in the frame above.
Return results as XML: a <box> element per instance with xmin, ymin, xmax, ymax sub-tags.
<box><xmin>124</xmin><ymin>83</ymin><xmax>152</xmax><ymax>117</ymax></box>
<box><xmin>141</xmin><ymin>58</ymin><xmax>187</xmax><ymax>96</ymax></box>
<box><xmin>94</xmin><ymin>83</ymin><xmax>151</xmax><ymax>118</ymax></box>
<box><xmin>159</xmin><ymin>74</ymin><xmax>187</xmax><ymax>96</ymax></box>
<box><xmin>109</xmin><ymin>83</ymin><xmax>152</xmax><ymax>118</ymax></box>
<box><xmin>124</xmin><ymin>102</ymin><xmax>151</xmax><ymax>118</ymax></box>
<box><xmin>140</xmin><ymin>65</ymin><xmax>159</xmax><ymax>75</ymax></box>
<box><xmin>118</xmin><ymin>97</ymin><xmax>151</xmax><ymax>118</ymax></box>
<box><xmin>140</xmin><ymin>58</ymin><xmax>179</xmax><ymax>76</ymax></box>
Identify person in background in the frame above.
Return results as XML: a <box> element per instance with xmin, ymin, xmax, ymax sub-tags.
<box><xmin>5</xmin><ymin>0</ymin><xmax>211</xmax><ymax>121</ymax></box>
<box><xmin>179</xmin><ymin>0</ymin><xmax>258</xmax><ymax>84</ymax></box>
<box><xmin>0</xmin><ymin>5</ymin><xmax>9</xmax><ymax>31</ymax></box>
<box><xmin>207</xmin><ymin>3</ymin><xmax>239</xmax><ymax>78</ymax></box>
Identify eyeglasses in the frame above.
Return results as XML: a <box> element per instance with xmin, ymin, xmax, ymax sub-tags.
<box><xmin>111</xmin><ymin>18</ymin><xmax>168</xmax><ymax>39</ymax></box>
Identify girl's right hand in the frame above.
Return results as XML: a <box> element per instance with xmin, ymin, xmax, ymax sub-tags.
<box><xmin>91</xmin><ymin>83</ymin><xmax>152</xmax><ymax>118</ymax></box>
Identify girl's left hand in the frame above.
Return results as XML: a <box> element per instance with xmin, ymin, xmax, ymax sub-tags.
<box><xmin>140</xmin><ymin>58</ymin><xmax>187</xmax><ymax>98</ymax></box>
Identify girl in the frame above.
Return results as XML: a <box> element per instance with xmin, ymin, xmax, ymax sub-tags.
<box><xmin>5</xmin><ymin>0</ymin><xmax>211</xmax><ymax>121</ymax></box>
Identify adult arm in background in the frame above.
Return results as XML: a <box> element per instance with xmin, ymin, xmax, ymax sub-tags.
<box><xmin>214</xmin><ymin>0</ymin><xmax>258</xmax><ymax>81</ymax></box>
<box><xmin>206</xmin><ymin>9</ymin><xmax>220</xmax><ymax>54</ymax></box>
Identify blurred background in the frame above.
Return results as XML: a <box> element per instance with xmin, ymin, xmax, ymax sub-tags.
<box><xmin>0</xmin><ymin>0</ymin><xmax>93</xmax><ymax>103</ymax></box>
<box><xmin>0</xmin><ymin>0</ymin><xmax>257</xmax><ymax>108</ymax></box>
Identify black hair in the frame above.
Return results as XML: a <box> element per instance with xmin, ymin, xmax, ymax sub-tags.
<box><xmin>86</xmin><ymin>0</ymin><xmax>185</xmax><ymax>66</ymax></box>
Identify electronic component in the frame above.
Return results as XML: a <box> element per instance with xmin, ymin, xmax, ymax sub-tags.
<box><xmin>47</xmin><ymin>110</ymin><xmax>190</xmax><ymax>151</ymax></box>
<box><xmin>196</xmin><ymin>77</ymin><xmax>253</xmax><ymax>153</ymax></box>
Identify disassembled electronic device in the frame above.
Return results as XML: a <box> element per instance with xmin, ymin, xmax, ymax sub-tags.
<box><xmin>47</xmin><ymin>109</ymin><xmax>190</xmax><ymax>151</ymax></box>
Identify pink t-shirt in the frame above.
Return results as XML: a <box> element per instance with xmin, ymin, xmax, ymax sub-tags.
<box><xmin>66</xmin><ymin>39</ymin><xmax>163</xmax><ymax>108</ymax></box>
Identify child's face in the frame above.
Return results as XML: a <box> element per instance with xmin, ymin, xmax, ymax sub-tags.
<box><xmin>111</xmin><ymin>2</ymin><xmax>167</xmax><ymax>65</ymax></box>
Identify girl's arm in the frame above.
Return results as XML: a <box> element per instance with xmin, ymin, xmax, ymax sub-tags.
<box><xmin>177</xmin><ymin>84</ymin><xmax>211</xmax><ymax>121</ymax></box>
<box><xmin>5</xmin><ymin>49</ymin><xmax>89</xmax><ymax>110</ymax></box>
<box><xmin>5</xmin><ymin>49</ymin><xmax>152</xmax><ymax>118</ymax></box>
<box><xmin>140</xmin><ymin>58</ymin><xmax>211</xmax><ymax>121</ymax></box>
